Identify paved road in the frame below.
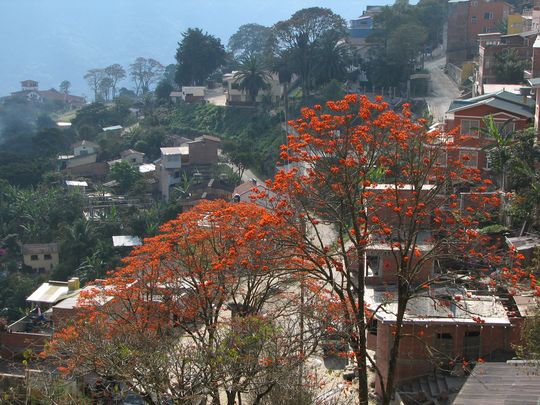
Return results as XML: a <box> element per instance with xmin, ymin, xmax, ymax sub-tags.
<box><xmin>424</xmin><ymin>55</ymin><xmax>461</xmax><ymax>124</ymax></box>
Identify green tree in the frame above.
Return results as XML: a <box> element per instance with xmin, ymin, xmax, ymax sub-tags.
<box><xmin>479</xmin><ymin>115</ymin><xmax>516</xmax><ymax>192</ymax></box>
<box><xmin>175</xmin><ymin>28</ymin><xmax>226</xmax><ymax>86</ymax></box>
<box><xmin>59</xmin><ymin>80</ymin><xmax>71</xmax><ymax>96</ymax></box>
<box><xmin>155</xmin><ymin>79</ymin><xmax>174</xmax><ymax>103</ymax></box>
<box><xmin>494</xmin><ymin>48</ymin><xmax>527</xmax><ymax>83</ymax></box>
<box><xmin>110</xmin><ymin>160</ymin><xmax>143</xmax><ymax>193</ymax></box>
<box><xmin>228</xmin><ymin>23</ymin><xmax>273</xmax><ymax>60</ymax></box>
<box><xmin>84</xmin><ymin>68</ymin><xmax>105</xmax><ymax>101</ymax></box>
<box><xmin>99</xmin><ymin>76</ymin><xmax>114</xmax><ymax>101</ymax></box>
<box><xmin>104</xmin><ymin>63</ymin><xmax>126</xmax><ymax>99</ymax></box>
<box><xmin>416</xmin><ymin>0</ymin><xmax>446</xmax><ymax>48</ymax></box>
<box><xmin>271</xmin><ymin>7</ymin><xmax>347</xmax><ymax>100</ymax></box>
<box><xmin>233</xmin><ymin>55</ymin><xmax>271</xmax><ymax>104</ymax></box>
<box><xmin>515</xmin><ymin>305</ymin><xmax>540</xmax><ymax>359</ymax></box>
<box><xmin>366</xmin><ymin>3</ymin><xmax>429</xmax><ymax>87</ymax></box>
<box><xmin>313</xmin><ymin>31</ymin><xmax>352</xmax><ymax>85</ymax></box>
<box><xmin>129</xmin><ymin>57</ymin><xmax>164</xmax><ymax>95</ymax></box>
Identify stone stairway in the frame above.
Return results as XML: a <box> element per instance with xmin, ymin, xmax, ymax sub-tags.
<box><xmin>397</xmin><ymin>373</ymin><xmax>465</xmax><ymax>405</ymax></box>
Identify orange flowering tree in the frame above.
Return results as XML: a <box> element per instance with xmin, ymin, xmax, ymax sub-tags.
<box><xmin>49</xmin><ymin>200</ymin><xmax>320</xmax><ymax>405</ymax></box>
<box><xmin>264</xmin><ymin>94</ymin><xmax>526</xmax><ymax>404</ymax></box>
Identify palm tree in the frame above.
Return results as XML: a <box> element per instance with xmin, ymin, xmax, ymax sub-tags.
<box><xmin>479</xmin><ymin>115</ymin><xmax>516</xmax><ymax>192</ymax></box>
<box><xmin>313</xmin><ymin>35</ymin><xmax>351</xmax><ymax>86</ymax></box>
<box><xmin>234</xmin><ymin>54</ymin><xmax>271</xmax><ymax>104</ymax></box>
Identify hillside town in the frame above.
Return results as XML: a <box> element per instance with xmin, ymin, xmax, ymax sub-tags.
<box><xmin>2</xmin><ymin>1</ymin><xmax>540</xmax><ymax>404</ymax></box>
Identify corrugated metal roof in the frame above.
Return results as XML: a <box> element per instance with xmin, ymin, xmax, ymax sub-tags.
<box><xmin>22</xmin><ymin>243</ymin><xmax>59</xmax><ymax>255</ymax></box>
<box><xmin>112</xmin><ymin>235</ymin><xmax>142</xmax><ymax>247</ymax></box>
<box><xmin>139</xmin><ymin>163</ymin><xmax>155</xmax><ymax>173</ymax></box>
<box><xmin>27</xmin><ymin>282</ymin><xmax>69</xmax><ymax>304</ymax></box>
<box><xmin>65</xmin><ymin>180</ymin><xmax>88</xmax><ymax>187</ymax></box>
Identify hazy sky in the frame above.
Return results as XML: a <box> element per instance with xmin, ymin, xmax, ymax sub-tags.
<box><xmin>0</xmin><ymin>0</ymin><xmax>395</xmax><ymax>97</ymax></box>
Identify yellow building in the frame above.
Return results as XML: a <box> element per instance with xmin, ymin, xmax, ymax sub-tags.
<box><xmin>22</xmin><ymin>243</ymin><xmax>59</xmax><ymax>272</ymax></box>
<box><xmin>507</xmin><ymin>14</ymin><xmax>524</xmax><ymax>35</ymax></box>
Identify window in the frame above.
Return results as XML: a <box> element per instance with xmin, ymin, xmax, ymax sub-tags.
<box><xmin>434</xmin><ymin>332</ymin><xmax>454</xmax><ymax>359</ymax></box>
<box><xmin>366</xmin><ymin>255</ymin><xmax>380</xmax><ymax>276</ymax></box>
<box><xmin>463</xmin><ymin>331</ymin><xmax>481</xmax><ymax>360</ymax></box>
<box><xmin>484</xmin><ymin>12</ymin><xmax>493</xmax><ymax>20</ymax></box>
<box><xmin>494</xmin><ymin>120</ymin><xmax>515</xmax><ymax>137</ymax></box>
<box><xmin>30</xmin><ymin>255</ymin><xmax>38</xmax><ymax>261</ymax></box>
<box><xmin>44</xmin><ymin>254</ymin><xmax>52</xmax><ymax>260</ymax></box>
<box><xmin>471</xmin><ymin>16</ymin><xmax>477</xmax><ymax>24</ymax></box>
<box><xmin>483</xmin><ymin>27</ymin><xmax>491</xmax><ymax>33</ymax></box>
<box><xmin>460</xmin><ymin>119</ymin><xmax>480</xmax><ymax>137</ymax></box>
<box><xmin>459</xmin><ymin>150</ymin><xmax>479</xmax><ymax>168</ymax></box>
<box><xmin>472</xmin><ymin>0</ymin><xmax>478</xmax><ymax>6</ymax></box>
<box><xmin>369</xmin><ymin>319</ymin><xmax>378</xmax><ymax>335</ymax></box>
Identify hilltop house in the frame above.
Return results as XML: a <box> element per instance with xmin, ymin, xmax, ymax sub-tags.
<box><xmin>223</xmin><ymin>71</ymin><xmax>286</xmax><ymax>105</ymax></box>
<box><xmin>9</xmin><ymin>80</ymin><xmax>86</xmax><ymax>108</ymax></box>
<box><xmin>170</xmin><ymin>87</ymin><xmax>206</xmax><ymax>103</ymax></box>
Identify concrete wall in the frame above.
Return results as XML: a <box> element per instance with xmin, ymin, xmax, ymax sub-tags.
<box><xmin>22</xmin><ymin>252</ymin><xmax>58</xmax><ymax>272</ymax></box>
<box><xmin>187</xmin><ymin>140</ymin><xmax>218</xmax><ymax>165</ymax></box>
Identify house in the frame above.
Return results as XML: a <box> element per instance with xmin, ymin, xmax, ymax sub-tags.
<box><xmin>9</xmin><ymin>80</ymin><xmax>86</xmax><ymax>108</ymax></box>
<box><xmin>65</xmin><ymin>180</ymin><xmax>88</xmax><ymax>194</ymax></box>
<box><xmin>223</xmin><ymin>71</ymin><xmax>285</xmax><ymax>104</ymax></box>
<box><xmin>21</xmin><ymin>243</ymin><xmax>59</xmax><ymax>272</ymax></box>
<box><xmin>444</xmin><ymin>90</ymin><xmax>533</xmax><ymax>173</ymax></box>
<box><xmin>169</xmin><ymin>87</ymin><xmax>206</xmax><ymax>103</ymax></box>
<box><xmin>72</xmin><ymin>140</ymin><xmax>99</xmax><ymax>157</ymax></box>
<box><xmin>169</xmin><ymin>91</ymin><xmax>183</xmax><ymax>103</ymax></box>
<box><xmin>347</xmin><ymin>7</ymin><xmax>384</xmax><ymax>57</ymax></box>
<box><xmin>57</xmin><ymin>140</ymin><xmax>106</xmax><ymax>176</ymax></box>
<box><xmin>506</xmin><ymin>234</ymin><xmax>540</xmax><ymax>266</ymax></box>
<box><xmin>232</xmin><ymin>178</ymin><xmax>276</xmax><ymax>209</ymax></box>
<box><xmin>156</xmin><ymin>147</ymin><xmax>186</xmax><ymax>201</ymax></box>
<box><xmin>525</xmin><ymin>35</ymin><xmax>540</xmax><ymax>134</ymax></box>
<box><xmin>120</xmin><ymin>149</ymin><xmax>145</xmax><ymax>165</ymax></box>
<box><xmin>58</xmin><ymin>140</ymin><xmax>100</xmax><ymax>171</ymax></box>
<box><xmin>475</xmin><ymin>30</ymin><xmax>537</xmax><ymax>95</ymax></box>
<box><xmin>183</xmin><ymin>87</ymin><xmax>206</xmax><ymax>103</ymax></box>
<box><xmin>0</xmin><ymin>278</ymin><xmax>81</xmax><ymax>359</ymax></box>
<box><xmin>446</xmin><ymin>0</ymin><xmax>512</xmax><ymax>65</ymax></box>
<box><xmin>156</xmin><ymin>136</ymin><xmax>221</xmax><ymax>200</ymax></box>
<box><xmin>366</xmin><ymin>286</ymin><xmax>523</xmax><ymax>395</ymax></box>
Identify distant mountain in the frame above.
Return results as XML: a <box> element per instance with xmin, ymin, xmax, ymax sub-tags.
<box><xmin>0</xmin><ymin>0</ymin><xmax>391</xmax><ymax>99</ymax></box>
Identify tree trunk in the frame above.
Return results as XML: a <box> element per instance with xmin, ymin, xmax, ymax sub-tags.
<box><xmin>353</xmin><ymin>276</ymin><xmax>370</xmax><ymax>405</ymax></box>
<box><xmin>226</xmin><ymin>391</ymin><xmax>236</xmax><ymax>405</ymax></box>
<box><xmin>381</xmin><ymin>283</ymin><xmax>409</xmax><ymax>405</ymax></box>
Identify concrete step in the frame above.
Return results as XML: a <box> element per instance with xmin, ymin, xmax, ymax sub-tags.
<box><xmin>420</xmin><ymin>377</ymin><xmax>433</xmax><ymax>398</ymax></box>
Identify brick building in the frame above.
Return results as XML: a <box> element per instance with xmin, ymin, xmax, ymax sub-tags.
<box><xmin>447</xmin><ymin>0</ymin><xmax>512</xmax><ymax>65</ymax></box>
<box><xmin>443</xmin><ymin>90</ymin><xmax>533</xmax><ymax>179</ymax></box>
<box><xmin>475</xmin><ymin>31</ymin><xmax>537</xmax><ymax>95</ymax></box>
